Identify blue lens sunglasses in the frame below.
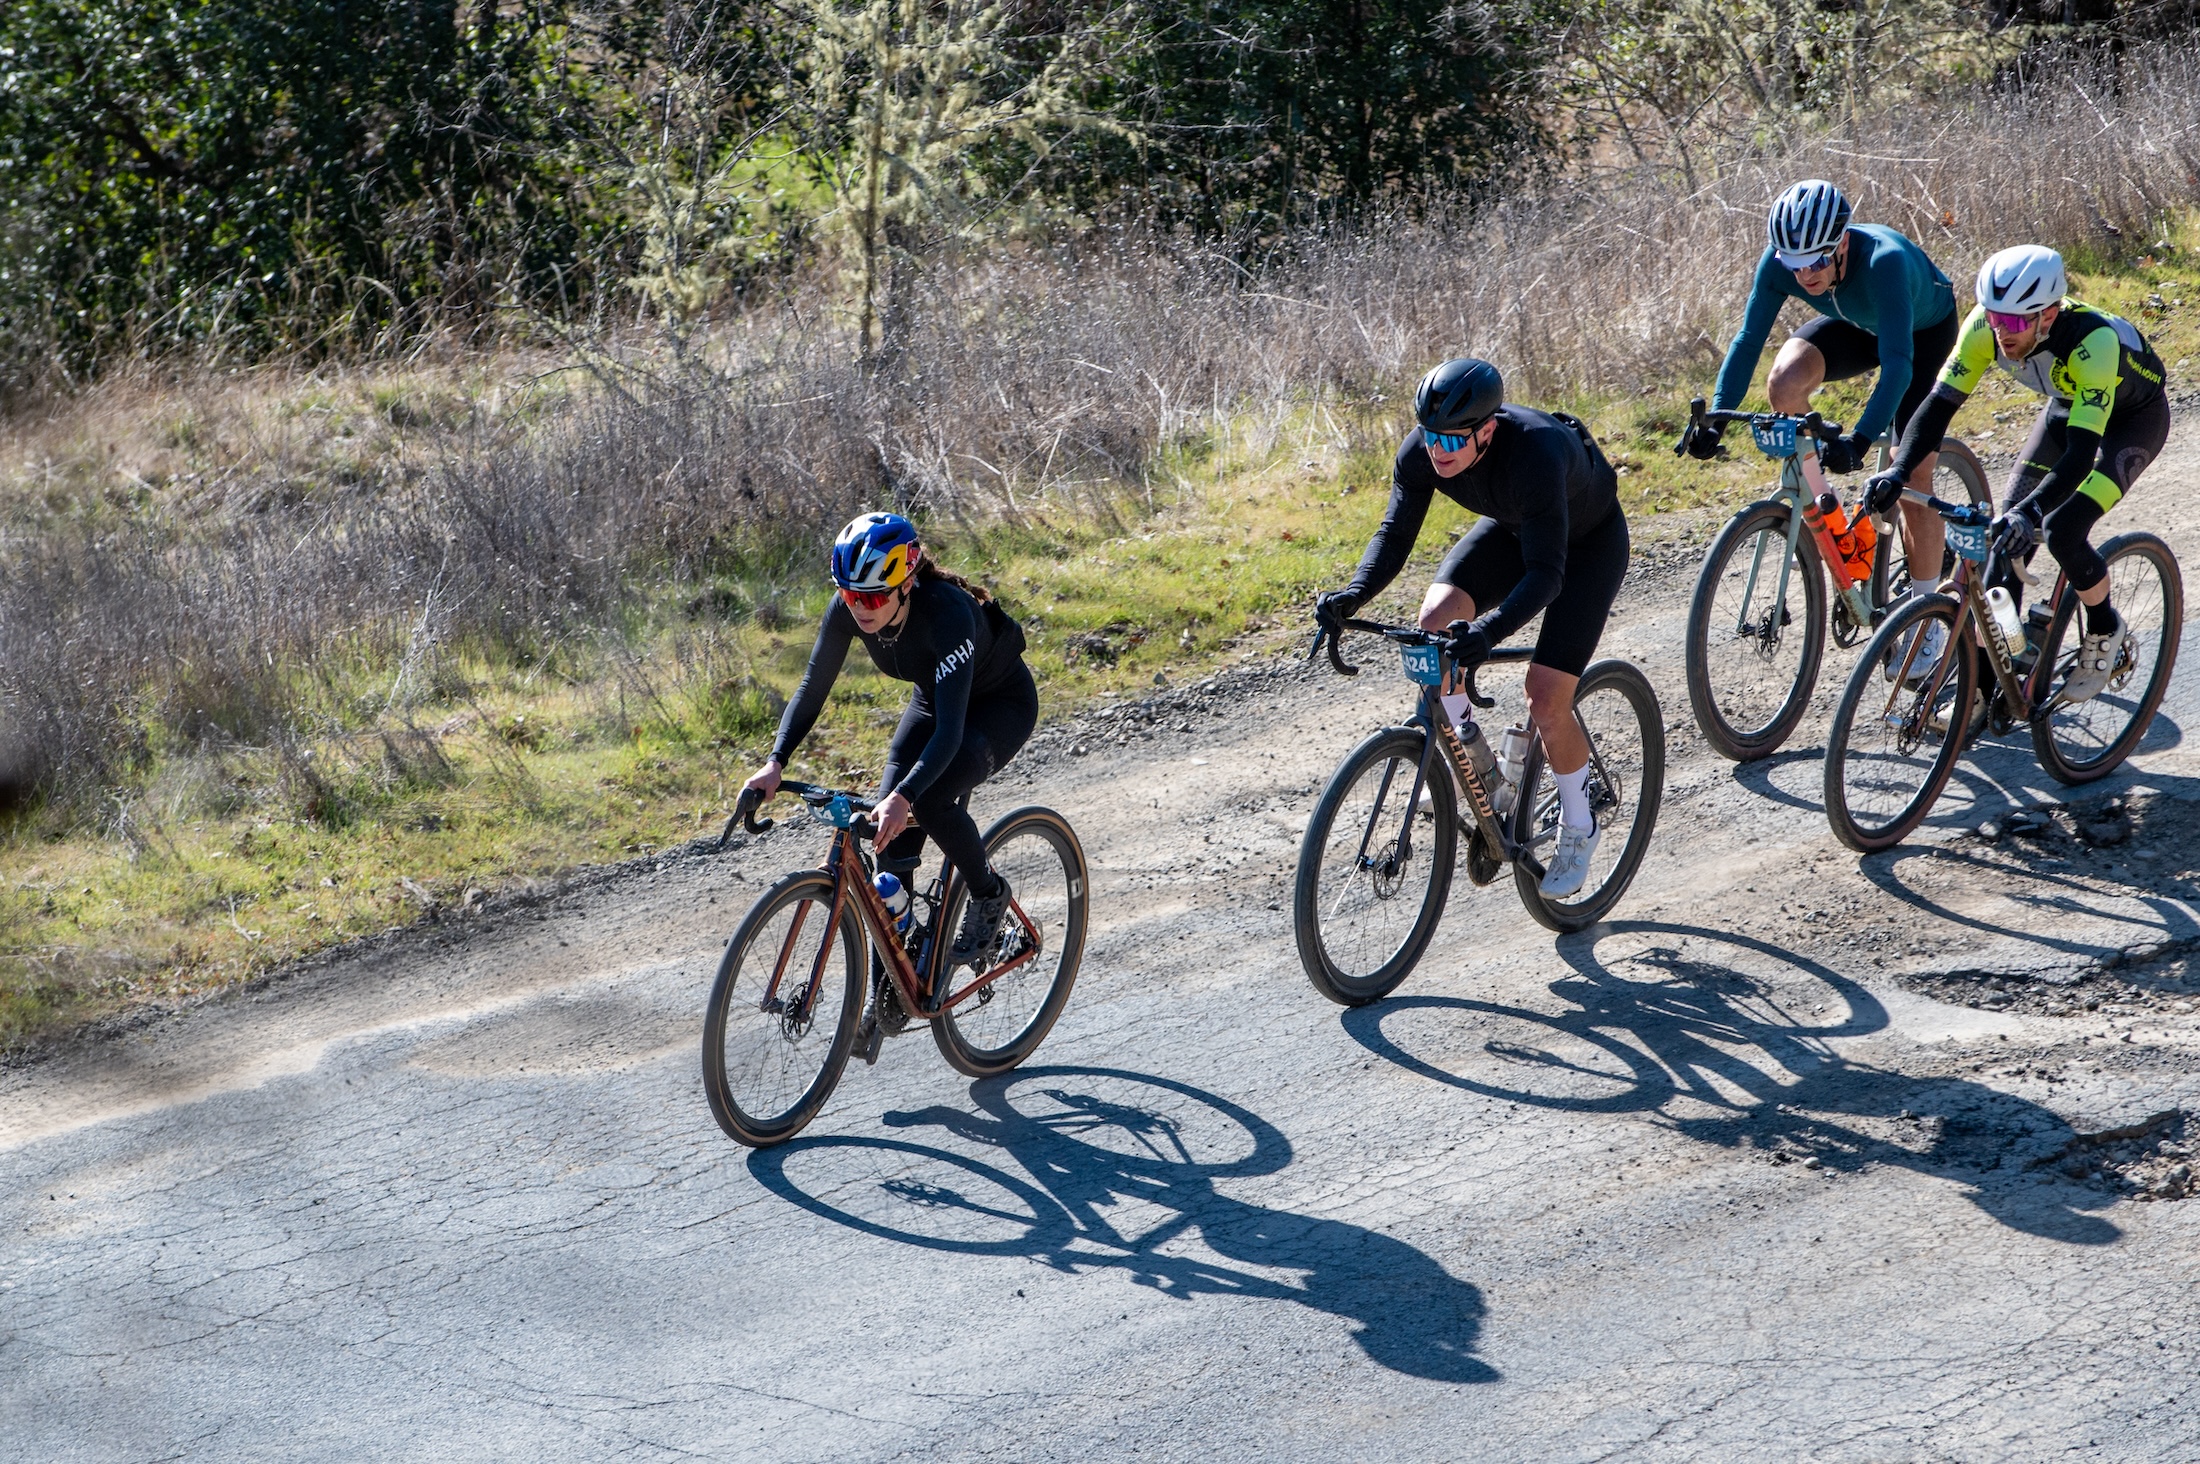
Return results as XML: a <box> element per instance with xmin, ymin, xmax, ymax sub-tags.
<box><xmin>1424</xmin><ymin>427</ymin><xmax>1473</xmax><ymax>453</ymax></box>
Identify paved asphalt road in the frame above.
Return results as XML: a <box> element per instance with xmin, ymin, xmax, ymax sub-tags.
<box><xmin>8</xmin><ymin>430</ymin><xmax>2200</xmax><ymax>1461</ymax></box>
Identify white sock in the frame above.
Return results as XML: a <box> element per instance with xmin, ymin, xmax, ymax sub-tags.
<box><xmin>1554</xmin><ymin>765</ymin><xmax>1594</xmax><ymax>831</ymax></box>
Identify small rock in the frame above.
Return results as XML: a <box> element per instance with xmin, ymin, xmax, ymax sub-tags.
<box><xmin>1803</xmin><ymin>1155</ymin><xmax>1824</xmax><ymax>1171</ymax></box>
<box><xmin>1976</xmin><ymin>819</ymin><xmax>2003</xmax><ymax>842</ymax></box>
<box><xmin>2081</xmin><ymin>818</ymin><xmax>2131</xmax><ymax>846</ymax></box>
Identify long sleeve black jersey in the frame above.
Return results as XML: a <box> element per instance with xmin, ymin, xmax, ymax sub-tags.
<box><xmin>770</xmin><ymin>577</ymin><xmax>1028</xmax><ymax>802</ymax></box>
<box><xmin>1344</xmin><ymin>406</ymin><xmax>1620</xmax><ymax>644</ymax></box>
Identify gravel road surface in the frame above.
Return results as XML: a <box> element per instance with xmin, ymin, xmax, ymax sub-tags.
<box><xmin>9</xmin><ymin>427</ymin><xmax>2200</xmax><ymax>1462</ymax></box>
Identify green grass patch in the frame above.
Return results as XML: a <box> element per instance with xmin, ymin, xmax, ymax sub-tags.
<box><xmin>9</xmin><ymin>251</ymin><xmax>2199</xmax><ymax>1046</ymax></box>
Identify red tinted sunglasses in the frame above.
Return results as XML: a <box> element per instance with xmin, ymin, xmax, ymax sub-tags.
<box><xmin>840</xmin><ymin>583</ymin><xmax>903</xmax><ymax>611</ymax></box>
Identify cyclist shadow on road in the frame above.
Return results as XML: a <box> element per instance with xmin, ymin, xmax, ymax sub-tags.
<box><xmin>1341</xmin><ymin>921</ymin><xmax>2118</xmax><ymax>1246</ymax></box>
<box><xmin>746</xmin><ymin>1065</ymin><xmax>1497</xmax><ymax>1384</ymax></box>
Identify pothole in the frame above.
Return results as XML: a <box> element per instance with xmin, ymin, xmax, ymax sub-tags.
<box><xmin>2035</xmin><ymin>1109</ymin><xmax>2196</xmax><ymax>1202</ymax></box>
<box><xmin>1906</xmin><ymin>963</ymin><xmax>2200</xmax><ymax>1019</ymax></box>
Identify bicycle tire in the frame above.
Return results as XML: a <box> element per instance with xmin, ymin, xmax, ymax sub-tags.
<box><xmin>1685</xmin><ymin>498</ymin><xmax>1827</xmax><ymax>761</ymax></box>
<box><xmin>1823</xmin><ymin>592</ymin><xmax>1974</xmax><ymax>853</ymax></box>
<box><xmin>1870</xmin><ymin>437</ymin><xmax>1992</xmax><ymax>607</ymax></box>
<box><xmin>1293</xmin><ymin>726</ymin><xmax>1457</xmax><ymax>1007</ymax></box>
<box><xmin>702</xmin><ymin>870</ymin><xmax>865</xmax><ymax>1147</ymax></box>
<box><xmin>2029</xmin><ymin>531</ymin><xmax>2184</xmax><ymax>785</ymax></box>
<box><xmin>931</xmin><ymin>807</ymin><xmax>1091</xmax><ymax>1078</ymax></box>
<box><xmin>1511</xmin><ymin>659</ymin><xmax>1666</xmax><ymax>933</ymax></box>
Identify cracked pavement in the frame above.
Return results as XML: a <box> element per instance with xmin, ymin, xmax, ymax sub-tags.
<box><xmin>9</xmin><ymin>429</ymin><xmax>2200</xmax><ymax>1461</ymax></box>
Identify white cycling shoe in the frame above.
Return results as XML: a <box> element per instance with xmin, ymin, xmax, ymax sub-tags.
<box><xmin>1885</xmin><ymin>616</ymin><xmax>1948</xmax><ymax>685</ymax></box>
<box><xmin>2060</xmin><ymin>608</ymin><xmax>2127</xmax><ymax>703</ymax></box>
<box><xmin>1540</xmin><ymin>818</ymin><xmax>1600</xmax><ymax>898</ymax></box>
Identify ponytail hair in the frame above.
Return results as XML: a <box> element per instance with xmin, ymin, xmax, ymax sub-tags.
<box><xmin>916</xmin><ymin>555</ymin><xmax>993</xmax><ymax>604</ymax></box>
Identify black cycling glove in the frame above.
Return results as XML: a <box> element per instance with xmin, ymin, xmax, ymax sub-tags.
<box><xmin>1862</xmin><ymin>470</ymin><xmax>1907</xmax><ymax>517</ymax></box>
<box><xmin>1817</xmin><ymin>431</ymin><xmax>1873</xmax><ymax>476</ymax></box>
<box><xmin>1995</xmin><ymin>502</ymin><xmax>2043</xmax><ymax>557</ymax></box>
<box><xmin>1679</xmin><ymin>421</ymin><xmax>1725</xmax><ymax>461</ymax></box>
<box><xmin>1446</xmin><ymin>620</ymin><xmax>1493</xmax><ymax>670</ymax></box>
<box><xmin>1314</xmin><ymin>589</ymin><xmax>1361</xmax><ymax>626</ymax></box>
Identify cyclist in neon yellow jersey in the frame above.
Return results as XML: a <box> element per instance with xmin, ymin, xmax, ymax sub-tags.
<box><xmin>1867</xmin><ymin>245</ymin><xmax>2170</xmax><ymax>700</ymax></box>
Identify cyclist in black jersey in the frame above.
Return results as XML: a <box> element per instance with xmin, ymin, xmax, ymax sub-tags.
<box><xmin>1867</xmin><ymin>244</ymin><xmax>2171</xmax><ymax>700</ymax></box>
<box><xmin>1314</xmin><ymin>357</ymin><xmax>1629</xmax><ymax>898</ymax></box>
<box><xmin>742</xmin><ymin>513</ymin><xmax>1037</xmax><ymax>975</ymax></box>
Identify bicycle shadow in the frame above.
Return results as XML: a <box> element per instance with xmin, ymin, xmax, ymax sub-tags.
<box><xmin>1725</xmin><ymin>700</ymin><xmax>2184</xmax><ymax>826</ymax></box>
<box><xmin>746</xmin><ymin>1066</ymin><xmax>1496</xmax><ymax>1383</ymax></box>
<box><xmin>1342</xmin><ymin>922</ymin><xmax>2118</xmax><ymax>1246</ymax></box>
<box><xmin>1729</xmin><ymin>747</ymin><xmax>1829</xmax><ymax>814</ymax></box>
<box><xmin>1855</xmin><ymin>838</ymin><xmax>2200</xmax><ymax>981</ymax></box>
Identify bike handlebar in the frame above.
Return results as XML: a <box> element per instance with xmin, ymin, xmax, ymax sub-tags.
<box><xmin>1674</xmin><ymin>395</ymin><xmax>1847</xmax><ymax>455</ymax></box>
<box><xmin>715</xmin><ymin>779</ymin><xmax>881</xmax><ymax>850</ymax></box>
<box><xmin>1309</xmin><ymin>613</ymin><xmax>1530</xmax><ymax>708</ymax></box>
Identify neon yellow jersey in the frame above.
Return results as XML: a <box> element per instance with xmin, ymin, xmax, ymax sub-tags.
<box><xmin>1937</xmin><ymin>299</ymin><xmax>2166</xmax><ymax>434</ymax></box>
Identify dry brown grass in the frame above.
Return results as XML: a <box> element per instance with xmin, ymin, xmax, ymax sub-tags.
<box><xmin>7</xmin><ymin>42</ymin><xmax>2200</xmax><ymax>824</ymax></box>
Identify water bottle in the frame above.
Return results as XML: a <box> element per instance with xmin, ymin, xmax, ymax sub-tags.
<box><xmin>874</xmin><ymin>872</ymin><xmax>915</xmax><ymax>943</ymax></box>
<box><xmin>1453</xmin><ymin>716</ymin><xmax>1498</xmax><ymax>791</ymax></box>
<box><xmin>1493</xmin><ymin>724</ymin><xmax>1532</xmax><ymax>815</ymax></box>
<box><xmin>1986</xmin><ymin>586</ymin><xmax>2027</xmax><ymax>658</ymax></box>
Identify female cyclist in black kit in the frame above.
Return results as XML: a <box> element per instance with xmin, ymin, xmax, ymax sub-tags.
<box><xmin>742</xmin><ymin>513</ymin><xmax>1037</xmax><ymax>982</ymax></box>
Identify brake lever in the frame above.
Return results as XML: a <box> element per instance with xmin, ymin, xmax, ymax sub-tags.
<box><xmin>1672</xmin><ymin>395</ymin><xmax>1707</xmax><ymax>457</ymax></box>
<box><xmin>716</xmin><ymin>787</ymin><xmax>774</xmax><ymax>850</ymax></box>
<box><xmin>1313</xmin><ymin>617</ymin><xmax>1358</xmax><ymax>676</ymax></box>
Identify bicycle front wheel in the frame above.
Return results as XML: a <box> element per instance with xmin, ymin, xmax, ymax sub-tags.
<box><xmin>1685</xmin><ymin>499</ymin><xmax>1826</xmax><ymax>761</ymax></box>
<box><xmin>1824</xmin><ymin>593</ymin><xmax>1975</xmax><ymax>853</ymax></box>
<box><xmin>932</xmin><ymin>807</ymin><xmax>1090</xmax><ymax>1078</ymax></box>
<box><xmin>2030</xmin><ymin>531</ymin><xmax>2184</xmax><ymax>784</ymax></box>
<box><xmin>1512</xmin><ymin>660</ymin><xmax>1666</xmax><ymax>933</ymax></box>
<box><xmin>702</xmin><ymin>870</ymin><xmax>864</xmax><ymax>1147</ymax></box>
<box><xmin>1293</xmin><ymin>727</ymin><xmax>1457</xmax><ymax>1007</ymax></box>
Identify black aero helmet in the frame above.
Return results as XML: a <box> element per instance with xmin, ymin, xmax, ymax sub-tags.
<box><xmin>1414</xmin><ymin>358</ymin><xmax>1504</xmax><ymax>435</ymax></box>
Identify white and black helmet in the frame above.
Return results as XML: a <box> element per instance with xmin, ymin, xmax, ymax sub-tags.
<box><xmin>1767</xmin><ymin>180</ymin><xmax>1852</xmax><ymax>268</ymax></box>
<box><xmin>1974</xmin><ymin>244</ymin><xmax>2066</xmax><ymax>317</ymax></box>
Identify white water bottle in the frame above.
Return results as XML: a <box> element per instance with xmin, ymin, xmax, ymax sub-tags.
<box><xmin>1986</xmin><ymin>586</ymin><xmax>2027</xmax><ymax>657</ymax></box>
<box><xmin>1493</xmin><ymin>724</ymin><xmax>1532</xmax><ymax>814</ymax></box>
<box><xmin>874</xmin><ymin>872</ymin><xmax>914</xmax><ymax>941</ymax></box>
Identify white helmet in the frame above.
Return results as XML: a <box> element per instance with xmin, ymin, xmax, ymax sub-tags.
<box><xmin>1768</xmin><ymin>180</ymin><xmax>1851</xmax><ymax>267</ymax></box>
<box><xmin>1975</xmin><ymin>245</ymin><xmax>2066</xmax><ymax>316</ymax></box>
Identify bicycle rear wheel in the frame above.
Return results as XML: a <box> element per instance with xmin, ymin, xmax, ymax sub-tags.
<box><xmin>1293</xmin><ymin>727</ymin><xmax>1456</xmax><ymax>1006</ymax></box>
<box><xmin>1685</xmin><ymin>499</ymin><xmax>1826</xmax><ymax>761</ymax></box>
<box><xmin>1512</xmin><ymin>659</ymin><xmax>1666</xmax><ymax>933</ymax></box>
<box><xmin>703</xmin><ymin>870</ymin><xmax>865</xmax><ymax>1147</ymax></box>
<box><xmin>1824</xmin><ymin>593</ymin><xmax>1974</xmax><ymax>853</ymax></box>
<box><xmin>932</xmin><ymin>807</ymin><xmax>1090</xmax><ymax>1078</ymax></box>
<box><xmin>2029</xmin><ymin>531</ymin><xmax>2184</xmax><ymax>784</ymax></box>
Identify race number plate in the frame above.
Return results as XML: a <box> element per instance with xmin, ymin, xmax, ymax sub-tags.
<box><xmin>1399</xmin><ymin>643</ymin><xmax>1444</xmax><ymax>685</ymax></box>
<box><xmin>1945</xmin><ymin>519</ymin><xmax>1989</xmax><ymax>563</ymax></box>
<box><xmin>1750</xmin><ymin>418</ymin><xmax>1800</xmax><ymax>458</ymax></box>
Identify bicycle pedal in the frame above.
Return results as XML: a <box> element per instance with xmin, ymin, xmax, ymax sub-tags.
<box><xmin>857</xmin><ymin>1014</ymin><xmax>884</xmax><ymax>1066</ymax></box>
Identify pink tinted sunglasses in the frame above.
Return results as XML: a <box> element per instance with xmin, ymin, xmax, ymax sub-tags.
<box><xmin>1986</xmin><ymin>309</ymin><xmax>2042</xmax><ymax>333</ymax></box>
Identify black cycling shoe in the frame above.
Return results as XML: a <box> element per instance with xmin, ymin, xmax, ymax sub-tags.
<box><xmin>948</xmin><ymin>873</ymin><xmax>1014</xmax><ymax>972</ymax></box>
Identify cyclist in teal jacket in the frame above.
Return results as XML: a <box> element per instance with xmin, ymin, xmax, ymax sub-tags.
<box><xmin>1683</xmin><ymin>180</ymin><xmax>1960</xmax><ymax>594</ymax></box>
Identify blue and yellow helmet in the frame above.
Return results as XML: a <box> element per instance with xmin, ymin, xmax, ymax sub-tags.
<box><xmin>830</xmin><ymin>512</ymin><xmax>921</xmax><ymax>593</ymax></box>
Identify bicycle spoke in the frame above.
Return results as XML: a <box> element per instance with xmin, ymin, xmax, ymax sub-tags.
<box><xmin>1295</xmin><ymin>730</ymin><xmax>1456</xmax><ymax>1004</ymax></box>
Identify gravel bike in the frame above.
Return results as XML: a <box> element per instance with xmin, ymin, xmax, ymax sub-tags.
<box><xmin>1678</xmin><ymin>398</ymin><xmax>1989</xmax><ymax>761</ymax></box>
<box><xmin>1293</xmin><ymin>616</ymin><xmax>1665</xmax><ymax>1005</ymax></box>
<box><xmin>702</xmin><ymin>780</ymin><xmax>1089</xmax><ymax>1146</ymax></box>
<box><xmin>1823</xmin><ymin>488</ymin><xmax>2183</xmax><ymax>852</ymax></box>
